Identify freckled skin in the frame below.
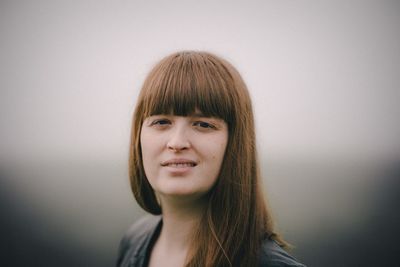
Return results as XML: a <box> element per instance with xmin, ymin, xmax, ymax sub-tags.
<box><xmin>140</xmin><ymin>115</ymin><xmax>228</xmax><ymax>199</ymax></box>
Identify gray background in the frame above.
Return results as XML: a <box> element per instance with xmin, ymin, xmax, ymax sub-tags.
<box><xmin>1</xmin><ymin>1</ymin><xmax>399</xmax><ymax>266</ymax></box>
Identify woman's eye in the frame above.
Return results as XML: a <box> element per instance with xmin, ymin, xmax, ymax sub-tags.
<box><xmin>150</xmin><ymin>119</ymin><xmax>170</xmax><ymax>126</ymax></box>
<box><xmin>193</xmin><ymin>121</ymin><xmax>215</xmax><ymax>129</ymax></box>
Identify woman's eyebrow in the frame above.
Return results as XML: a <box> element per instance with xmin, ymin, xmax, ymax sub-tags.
<box><xmin>190</xmin><ymin>113</ymin><xmax>226</xmax><ymax>124</ymax></box>
<box><xmin>190</xmin><ymin>113</ymin><xmax>221</xmax><ymax>120</ymax></box>
<box><xmin>190</xmin><ymin>112</ymin><xmax>206</xmax><ymax>118</ymax></box>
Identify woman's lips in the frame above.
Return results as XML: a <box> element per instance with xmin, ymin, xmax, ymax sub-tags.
<box><xmin>161</xmin><ymin>159</ymin><xmax>197</xmax><ymax>174</ymax></box>
<box><xmin>161</xmin><ymin>159</ymin><xmax>197</xmax><ymax>167</ymax></box>
<box><xmin>163</xmin><ymin>163</ymin><xmax>195</xmax><ymax>167</ymax></box>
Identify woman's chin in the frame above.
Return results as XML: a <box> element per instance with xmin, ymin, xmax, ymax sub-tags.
<box><xmin>154</xmin><ymin>179</ymin><xmax>212</xmax><ymax>199</ymax></box>
<box><xmin>156</xmin><ymin>186</ymin><xmax>208</xmax><ymax>201</ymax></box>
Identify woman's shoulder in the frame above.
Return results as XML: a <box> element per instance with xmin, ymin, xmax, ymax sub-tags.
<box><xmin>117</xmin><ymin>215</ymin><xmax>161</xmax><ymax>267</ymax></box>
<box><xmin>259</xmin><ymin>238</ymin><xmax>306</xmax><ymax>267</ymax></box>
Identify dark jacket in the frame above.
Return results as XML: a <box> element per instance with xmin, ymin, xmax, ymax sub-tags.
<box><xmin>117</xmin><ymin>215</ymin><xmax>306</xmax><ymax>267</ymax></box>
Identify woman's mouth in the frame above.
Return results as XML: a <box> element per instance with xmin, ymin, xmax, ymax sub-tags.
<box><xmin>161</xmin><ymin>159</ymin><xmax>197</xmax><ymax>167</ymax></box>
<box><xmin>161</xmin><ymin>159</ymin><xmax>197</xmax><ymax>174</ymax></box>
<box><xmin>163</xmin><ymin>162</ymin><xmax>196</xmax><ymax>167</ymax></box>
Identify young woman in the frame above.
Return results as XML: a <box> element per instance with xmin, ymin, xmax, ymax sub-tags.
<box><xmin>117</xmin><ymin>51</ymin><xmax>306</xmax><ymax>267</ymax></box>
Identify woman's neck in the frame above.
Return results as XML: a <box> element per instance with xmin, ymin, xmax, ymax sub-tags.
<box><xmin>147</xmin><ymin>195</ymin><xmax>207</xmax><ymax>267</ymax></box>
<box><xmin>158</xmin><ymin>195</ymin><xmax>206</xmax><ymax>250</ymax></box>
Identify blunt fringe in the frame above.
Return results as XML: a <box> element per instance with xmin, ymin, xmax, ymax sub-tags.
<box><xmin>129</xmin><ymin>51</ymin><xmax>286</xmax><ymax>267</ymax></box>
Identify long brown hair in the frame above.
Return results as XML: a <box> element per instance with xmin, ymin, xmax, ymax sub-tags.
<box><xmin>129</xmin><ymin>51</ymin><xmax>286</xmax><ymax>267</ymax></box>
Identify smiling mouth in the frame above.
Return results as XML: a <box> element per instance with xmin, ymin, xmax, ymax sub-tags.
<box><xmin>164</xmin><ymin>163</ymin><xmax>196</xmax><ymax>167</ymax></box>
<box><xmin>161</xmin><ymin>160</ymin><xmax>197</xmax><ymax>167</ymax></box>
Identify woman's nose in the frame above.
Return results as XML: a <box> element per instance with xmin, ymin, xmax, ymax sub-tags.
<box><xmin>166</xmin><ymin>127</ymin><xmax>191</xmax><ymax>152</ymax></box>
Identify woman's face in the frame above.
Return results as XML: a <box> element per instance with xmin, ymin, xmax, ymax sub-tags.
<box><xmin>140</xmin><ymin>113</ymin><xmax>228</xmax><ymax>200</ymax></box>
